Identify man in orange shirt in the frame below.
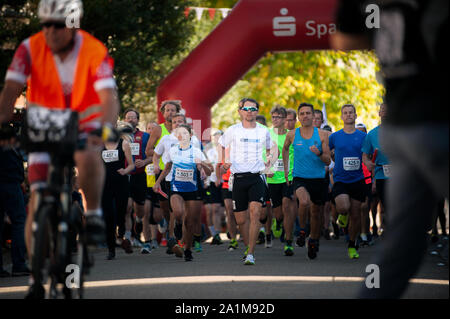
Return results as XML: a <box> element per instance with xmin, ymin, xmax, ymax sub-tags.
<box><xmin>0</xmin><ymin>0</ymin><xmax>119</xmax><ymax>297</ymax></box>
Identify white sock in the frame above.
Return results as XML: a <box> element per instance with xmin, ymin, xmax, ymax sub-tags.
<box><xmin>85</xmin><ymin>208</ymin><xmax>102</xmax><ymax>218</ymax></box>
<box><xmin>209</xmin><ymin>226</ymin><xmax>216</xmax><ymax>236</ymax></box>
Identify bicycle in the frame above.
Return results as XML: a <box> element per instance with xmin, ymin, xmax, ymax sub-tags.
<box><xmin>20</xmin><ymin>106</ymin><xmax>127</xmax><ymax>299</ymax></box>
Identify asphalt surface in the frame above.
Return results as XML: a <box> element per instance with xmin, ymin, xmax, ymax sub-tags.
<box><xmin>0</xmin><ymin>233</ymin><xmax>448</xmax><ymax>299</ymax></box>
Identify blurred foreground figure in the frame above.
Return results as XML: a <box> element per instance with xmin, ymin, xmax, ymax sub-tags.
<box><xmin>331</xmin><ymin>0</ymin><xmax>448</xmax><ymax>298</ymax></box>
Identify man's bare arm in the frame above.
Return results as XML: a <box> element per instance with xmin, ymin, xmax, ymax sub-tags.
<box><xmin>0</xmin><ymin>81</ymin><xmax>23</xmax><ymax>123</ymax></box>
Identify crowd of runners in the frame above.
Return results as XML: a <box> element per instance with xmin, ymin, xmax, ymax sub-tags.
<box><xmin>87</xmin><ymin>98</ymin><xmax>398</xmax><ymax>265</ymax></box>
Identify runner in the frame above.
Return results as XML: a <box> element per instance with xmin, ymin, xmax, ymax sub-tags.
<box><xmin>153</xmin><ymin>113</ymin><xmax>202</xmax><ymax>256</ymax></box>
<box><xmin>153</xmin><ymin>124</ymin><xmax>213</xmax><ymax>261</ymax></box>
<box><xmin>101</xmin><ymin>122</ymin><xmax>135</xmax><ymax>260</ymax></box>
<box><xmin>283</xmin><ymin>103</ymin><xmax>331</xmax><ymax>259</ymax></box>
<box><xmin>205</xmin><ymin>130</ymin><xmax>225</xmax><ymax>246</ymax></box>
<box><xmin>145</xmin><ymin>100</ymin><xmax>181</xmax><ymax>252</ymax></box>
<box><xmin>328</xmin><ymin>104</ymin><xmax>367</xmax><ymax>259</ymax></box>
<box><xmin>122</xmin><ymin>108</ymin><xmax>151</xmax><ymax>254</ymax></box>
<box><xmin>219</xmin><ymin>98</ymin><xmax>278</xmax><ymax>265</ymax></box>
<box><xmin>267</xmin><ymin>106</ymin><xmax>296</xmax><ymax>256</ymax></box>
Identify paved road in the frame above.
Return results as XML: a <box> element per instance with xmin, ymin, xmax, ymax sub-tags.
<box><xmin>0</xmin><ymin>234</ymin><xmax>448</xmax><ymax>299</ymax></box>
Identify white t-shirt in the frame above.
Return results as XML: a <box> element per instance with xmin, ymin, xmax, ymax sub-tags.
<box><xmin>154</xmin><ymin>133</ymin><xmax>202</xmax><ymax>181</ymax></box>
<box><xmin>220</xmin><ymin>123</ymin><xmax>273</xmax><ymax>174</ymax></box>
<box><xmin>206</xmin><ymin>146</ymin><xmax>219</xmax><ymax>183</ymax></box>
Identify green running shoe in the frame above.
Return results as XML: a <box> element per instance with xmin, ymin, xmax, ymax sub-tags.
<box><xmin>284</xmin><ymin>244</ymin><xmax>294</xmax><ymax>256</ymax></box>
<box><xmin>244</xmin><ymin>254</ymin><xmax>255</xmax><ymax>265</ymax></box>
<box><xmin>337</xmin><ymin>214</ymin><xmax>349</xmax><ymax>228</ymax></box>
<box><xmin>272</xmin><ymin>219</ymin><xmax>283</xmax><ymax>239</ymax></box>
<box><xmin>228</xmin><ymin>239</ymin><xmax>238</xmax><ymax>251</ymax></box>
<box><xmin>194</xmin><ymin>240</ymin><xmax>202</xmax><ymax>252</ymax></box>
<box><xmin>348</xmin><ymin>247</ymin><xmax>359</xmax><ymax>259</ymax></box>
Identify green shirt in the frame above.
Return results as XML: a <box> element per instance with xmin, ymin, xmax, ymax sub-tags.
<box><xmin>157</xmin><ymin>123</ymin><xmax>171</xmax><ymax>169</ymax></box>
<box><xmin>267</xmin><ymin>127</ymin><xmax>294</xmax><ymax>184</ymax></box>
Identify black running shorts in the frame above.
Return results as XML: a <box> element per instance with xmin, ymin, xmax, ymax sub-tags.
<box><xmin>232</xmin><ymin>173</ymin><xmax>266</xmax><ymax>212</ymax></box>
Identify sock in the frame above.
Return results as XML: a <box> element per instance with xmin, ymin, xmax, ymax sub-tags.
<box><xmin>348</xmin><ymin>240</ymin><xmax>356</xmax><ymax>248</ymax></box>
<box><xmin>125</xmin><ymin>231</ymin><xmax>132</xmax><ymax>241</ymax></box>
<box><xmin>209</xmin><ymin>226</ymin><xmax>217</xmax><ymax>236</ymax></box>
<box><xmin>361</xmin><ymin>233</ymin><xmax>368</xmax><ymax>241</ymax></box>
<box><xmin>85</xmin><ymin>208</ymin><xmax>102</xmax><ymax>217</ymax></box>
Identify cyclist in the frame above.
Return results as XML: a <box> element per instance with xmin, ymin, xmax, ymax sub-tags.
<box><xmin>0</xmin><ymin>0</ymin><xmax>120</xmax><ymax>297</ymax></box>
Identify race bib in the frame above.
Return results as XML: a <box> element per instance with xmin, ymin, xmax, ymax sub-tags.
<box><xmin>130</xmin><ymin>143</ymin><xmax>140</xmax><ymax>156</ymax></box>
<box><xmin>175</xmin><ymin>168</ymin><xmax>194</xmax><ymax>182</ymax></box>
<box><xmin>102</xmin><ymin>150</ymin><xmax>119</xmax><ymax>163</ymax></box>
<box><xmin>274</xmin><ymin>159</ymin><xmax>285</xmax><ymax>172</ymax></box>
<box><xmin>343</xmin><ymin>157</ymin><xmax>360</xmax><ymax>171</ymax></box>
<box><xmin>382</xmin><ymin>164</ymin><xmax>392</xmax><ymax>178</ymax></box>
<box><xmin>146</xmin><ymin>164</ymin><xmax>155</xmax><ymax>187</ymax></box>
<box><xmin>146</xmin><ymin>164</ymin><xmax>155</xmax><ymax>176</ymax></box>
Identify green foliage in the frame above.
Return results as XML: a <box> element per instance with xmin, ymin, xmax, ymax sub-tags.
<box><xmin>0</xmin><ymin>0</ymin><xmax>195</xmax><ymax>118</ymax></box>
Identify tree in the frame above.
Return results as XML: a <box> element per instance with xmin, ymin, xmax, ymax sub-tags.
<box><xmin>0</xmin><ymin>0</ymin><xmax>196</xmax><ymax>116</ymax></box>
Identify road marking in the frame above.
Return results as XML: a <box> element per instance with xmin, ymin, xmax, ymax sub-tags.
<box><xmin>0</xmin><ymin>276</ymin><xmax>447</xmax><ymax>294</ymax></box>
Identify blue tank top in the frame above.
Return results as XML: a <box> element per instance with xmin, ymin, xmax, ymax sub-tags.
<box><xmin>293</xmin><ymin>127</ymin><xmax>325</xmax><ymax>179</ymax></box>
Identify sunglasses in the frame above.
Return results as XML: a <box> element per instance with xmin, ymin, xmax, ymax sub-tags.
<box><xmin>240</xmin><ymin>107</ymin><xmax>258</xmax><ymax>112</ymax></box>
<box><xmin>41</xmin><ymin>21</ymin><xmax>67</xmax><ymax>29</ymax></box>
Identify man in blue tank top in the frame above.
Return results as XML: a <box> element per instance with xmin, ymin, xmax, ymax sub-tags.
<box><xmin>329</xmin><ymin>104</ymin><xmax>367</xmax><ymax>259</ymax></box>
<box><xmin>283</xmin><ymin>103</ymin><xmax>331</xmax><ymax>260</ymax></box>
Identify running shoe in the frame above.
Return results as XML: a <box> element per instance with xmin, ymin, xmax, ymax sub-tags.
<box><xmin>323</xmin><ymin>228</ymin><xmax>331</xmax><ymax>240</ymax></box>
<box><xmin>151</xmin><ymin>239</ymin><xmax>159</xmax><ymax>249</ymax></box>
<box><xmin>296</xmin><ymin>231</ymin><xmax>306</xmax><ymax>247</ymax></box>
<box><xmin>348</xmin><ymin>247</ymin><xmax>360</xmax><ymax>259</ymax></box>
<box><xmin>184</xmin><ymin>249</ymin><xmax>193</xmax><ymax>262</ymax></box>
<box><xmin>256</xmin><ymin>229</ymin><xmax>265</xmax><ymax>244</ymax></box>
<box><xmin>228</xmin><ymin>239</ymin><xmax>239</xmax><ymax>251</ymax></box>
<box><xmin>166</xmin><ymin>238</ymin><xmax>176</xmax><ymax>255</ymax></box>
<box><xmin>272</xmin><ymin>219</ymin><xmax>283</xmax><ymax>239</ymax></box>
<box><xmin>244</xmin><ymin>254</ymin><xmax>255</xmax><ymax>265</ymax></box>
<box><xmin>172</xmin><ymin>243</ymin><xmax>184</xmax><ymax>258</ymax></box>
<box><xmin>194</xmin><ymin>240</ymin><xmax>203</xmax><ymax>253</ymax></box>
<box><xmin>265</xmin><ymin>234</ymin><xmax>272</xmax><ymax>248</ymax></box>
<box><xmin>121</xmin><ymin>238</ymin><xmax>133</xmax><ymax>254</ymax></box>
<box><xmin>132</xmin><ymin>238</ymin><xmax>144</xmax><ymax>248</ymax></box>
<box><xmin>140</xmin><ymin>243</ymin><xmax>152</xmax><ymax>254</ymax></box>
<box><xmin>24</xmin><ymin>283</ymin><xmax>45</xmax><ymax>299</ymax></box>
<box><xmin>161</xmin><ymin>237</ymin><xmax>168</xmax><ymax>247</ymax></box>
<box><xmin>211</xmin><ymin>234</ymin><xmax>223</xmax><ymax>245</ymax></box>
<box><xmin>307</xmin><ymin>239</ymin><xmax>318</xmax><ymax>260</ymax></box>
<box><xmin>284</xmin><ymin>244</ymin><xmax>294</xmax><ymax>256</ymax></box>
<box><xmin>337</xmin><ymin>214</ymin><xmax>348</xmax><ymax>228</ymax></box>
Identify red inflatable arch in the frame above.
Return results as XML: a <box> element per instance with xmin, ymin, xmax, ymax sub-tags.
<box><xmin>157</xmin><ymin>0</ymin><xmax>338</xmax><ymax>141</ymax></box>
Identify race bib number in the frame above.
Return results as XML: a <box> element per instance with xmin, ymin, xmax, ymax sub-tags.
<box><xmin>382</xmin><ymin>164</ymin><xmax>392</xmax><ymax>178</ymax></box>
<box><xmin>343</xmin><ymin>157</ymin><xmax>360</xmax><ymax>171</ymax></box>
<box><xmin>102</xmin><ymin>150</ymin><xmax>119</xmax><ymax>163</ymax></box>
<box><xmin>175</xmin><ymin>168</ymin><xmax>194</xmax><ymax>182</ymax></box>
<box><xmin>146</xmin><ymin>164</ymin><xmax>155</xmax><ymax>176</ymax></box>
<box><xmin>130</xmin><ymin>143</ymin><xmax>140</xmax><ymax>156</ymax></box>
<box><xmin>274</xmin><ymin>159</ymin><xmax>285</xmax><ymax>172</ymax></box>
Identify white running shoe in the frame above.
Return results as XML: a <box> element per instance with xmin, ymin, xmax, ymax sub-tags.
<box><xmin>244</xmin><ymin>254</ymin><xmax>255</xmax><ymax>265</ymax></box>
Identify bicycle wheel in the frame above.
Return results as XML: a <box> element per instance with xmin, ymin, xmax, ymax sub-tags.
<box><xmin>31</xmin><ymin>203</ymin><xmax>57</xmax><ymax>296</ymax></box>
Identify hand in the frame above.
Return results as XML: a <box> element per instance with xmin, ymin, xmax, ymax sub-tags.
<box><xmin>117</xmin><ymin>168</ymin><xmax>127</xmax><ymax>176</ymax></box>
<box><xmin>152</xmin><ymin>182</ymin><xmax>161</xmax><ymax>193</ymax></box>
<box><xmin>365</xmin><ymin>161</ymin><xmax>376</xmax><ymax>172</ymax></box>
<box><xmin>154</xmin><ymin>165</ymin><xmax>161</xmax><ymax>175</ymax></box>
<box><xmin>309</xmin><ymin>145</ymin><xmax>321</xmax><ymax>156</ymax></box>
<box><xmin>215</xmin><ymin>179</ymin><xmax>222</xmax><ymax>188</ymax></box>
<box><xmin>135</xmin><ymin>159</ymin><xmax>145</xmax><ymax>168</ymax></box>
<box><xmin>222</xmin><ymin>163</ymin><xmax>231</xmax><ymax>171</ymax></box>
